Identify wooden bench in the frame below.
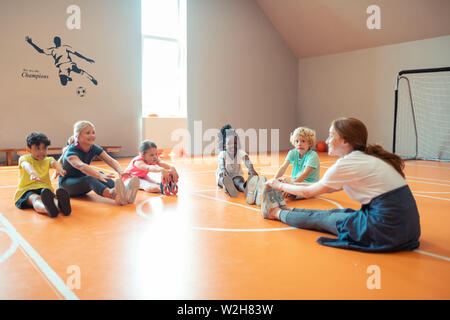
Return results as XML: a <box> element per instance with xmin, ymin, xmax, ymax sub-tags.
<box><xmin>0</xmin><ymin>146</ymin><xmax>122</xmax><ymax>166</ymax></box>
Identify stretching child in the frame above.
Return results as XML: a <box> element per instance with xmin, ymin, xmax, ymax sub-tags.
<box><xmin>14</xmin><ymin>132</ymin><xmax>71</xmax><ymax>218</ymax></box>
<box><xmin>122</xmin><ymin>140</ymin><xmax>179</xmax><ymax>195</ymax></box>
<box><xmin>58</xmin><ymin>120</ymin><xmax>138</xmax><ymax>206</ymax></box>
<box><xmin>273</xmin><ymin>127</ymin><xmax>320</xmax><ymax>199</ymax></box>
<box><xmin>216</xmin><ymin>124</ymin><xmax>264</xmax><ymax>205</ymax></box>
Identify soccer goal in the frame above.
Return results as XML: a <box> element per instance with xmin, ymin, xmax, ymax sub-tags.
<box><xmin>393</xmin><ymin>67</ymin><xmax>450</xmax><ymax>161</ymax></box>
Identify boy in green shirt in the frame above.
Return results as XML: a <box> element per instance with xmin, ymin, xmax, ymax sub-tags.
<box><xmin>274</xmin><ymin>127</ymin><xmax>320</xmax><ymax>198</ymax></box>
<box><xmin>14</xmin><ymin>132</ymin><xmax>71</xmax><ymax>218</ymax></box>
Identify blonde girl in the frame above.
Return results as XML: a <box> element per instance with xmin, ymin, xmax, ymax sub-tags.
<box><xmin>58</xmin><ymin>120</ymin><xmax>139</xmax><ymax>205</ymax></box>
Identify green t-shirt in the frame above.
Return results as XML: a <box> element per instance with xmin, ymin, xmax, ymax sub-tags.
<box><xmin>286</xmin><ymin>149</ymin><xmax>320</xmax><ymax>182</ymax></box>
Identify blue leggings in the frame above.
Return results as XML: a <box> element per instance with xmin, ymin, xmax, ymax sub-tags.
<box><xmin>60</xmin><ymin>176</ymin><xmax>115</xmax><ymax>197</ymax></box>
<box><xmin>280</xmin><ymin>208</ymin><xmax>354</xmax><ymax>235</ymax></box>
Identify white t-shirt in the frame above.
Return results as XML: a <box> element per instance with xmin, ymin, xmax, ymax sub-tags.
<box><xmin>216</xmin><ymin>149</ymin><xmax>248</xmax><ymax>181</ymax></box>
<box><xmin>319</xmin><ymin>151</ymin><xmax>406</xmax><ymax>204</ymax></box>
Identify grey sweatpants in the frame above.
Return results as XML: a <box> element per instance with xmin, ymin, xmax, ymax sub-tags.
<box><xmin>279</xmin><ymin>208</ymin><xmax>353</xmax><ymax>235</ymax></box>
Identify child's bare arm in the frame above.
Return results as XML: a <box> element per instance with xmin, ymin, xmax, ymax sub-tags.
<box><xmin>243</xmin><ymin>155</ymin><xmax>257</xmax><ymax>176</ymax></box>
<box><xmin>21</xmin><ymin>160</ymin><xmax>44</xmax><ymax>182</ymax></box>
<box><xmin>97</xmin><ymin>151</ymin><xmax>127</xmax><ymax>177</ymax></box>
<box><xmin>156</xmin><ymin>160</ymin><xmax>179</xmax><ymax>181</ymax></box>
<box><xmin>217</xmin><ymin>156</ymin><xmax>227</xmax><ymax>177</ymax></box>
<box><xmin>67</xmin><ymin>155</ymin><xmax>113</xmax><ymax>182</ymax></box>
<box><xmin>134</xmin><ymin>160</ymin><xmax>171</xmax><ymax>181</ymax></box>
<box><xmin>50</xmin><ymin>159</ymin><xmax>66</xmax><ymax>177</ymax></box>
<box><xmin>274</xmin><ymin>160</ymin><xmax>290</xmax><ymax>179</ymax></box>
<box><xmin>293</xmin><ymin>166</ymin><xmax>314</xmax><ymax>183</ymax></box>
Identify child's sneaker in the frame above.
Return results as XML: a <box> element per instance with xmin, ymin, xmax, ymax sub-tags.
<box><xmin>55</xmin><ymin>188</ymin><xmax>71</xmax><ymax>216</ymax></box>
<box><xmin>169</xmin><ymin>176</ymin><xmax>178</xmax><ymax>195</ymax></box>
<box><xmin>41</xmin><ymin>188</ymin><xmax>59</xmax><ymax>218</ymax></box>
<box><xmin>114</xmin><ymin>178</ymin><xmax>127</xmax><ymax>205</ymax></box>
<box><xmin>255</xmin><ymin>176</ymin><xmax>267</xmax><ymax>207</ymax></box>
<box><xmin>222</xmin><ymin>174</ymin><xmax>238</xmax><ymax>197</ymax></box>
<box><xmin>125</xmin><ymin>176</ymin><xmax>140</xmax><ymax>204</ymax></box>
<box><xmin>160</xmin><ymin>179</ymin><xmax>172</xmax><ymax>196</ymax></box>
<box><xmin>261</xmin><ymin>186</ymin><xmax>282</xmax><ymax>220</ymax></box>
<box><xmin>245</xmin><ymin>175</ymin><xmax>259</xmax><ymax>205</ymax></box>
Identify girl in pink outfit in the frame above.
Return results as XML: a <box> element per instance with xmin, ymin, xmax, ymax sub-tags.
<box><xmin>123</xmin><ymin>140</ymin><xmax>179</xmax><ymax>194</ymax></box>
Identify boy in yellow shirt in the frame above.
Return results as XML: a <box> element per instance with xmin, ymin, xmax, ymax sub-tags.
<box><xmin>14</xmin><ymin>132</ymin><xmax>71</xmax><ymax>218</ymax></box>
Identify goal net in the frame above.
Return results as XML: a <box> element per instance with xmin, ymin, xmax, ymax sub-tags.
<box><xmin>393</xmin><ymin>67</ymin><xmax>450</xmax><ymax>161</ymax></box>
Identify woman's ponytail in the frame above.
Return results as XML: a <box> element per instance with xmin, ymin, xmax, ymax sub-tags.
<box><xmin>365</xmin><ymin>144</ymin><xmax>405</xmax><ymax>178</ymax></box>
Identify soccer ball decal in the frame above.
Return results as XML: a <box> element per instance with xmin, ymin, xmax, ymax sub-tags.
<box><xmin>76</xmin><ymin>86</ymin><xmax>86</xmax><ymax>97</ymax></box>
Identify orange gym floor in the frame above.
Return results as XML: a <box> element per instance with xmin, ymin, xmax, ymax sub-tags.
<box><xmin>0</xmin><ymin>152</ymin><xmax>449</xmax><ymax>300</ymax></box>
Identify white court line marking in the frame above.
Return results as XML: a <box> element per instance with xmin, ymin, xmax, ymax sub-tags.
<box><xmin>0</xmin><ymin>227</ymin><xmax>19</xmax><ymax>264</ymax></box>
<box><xmin>0</xmin><ymin>213</ymin><xmax>79</xmax><ymax>300</ymax></box>
<box><xmin>17</xmin><ymin>245</ymin><xmax>64</xmax><ymax>300</ymax></box>
<box><xmin>411</xmin><ymin>191</ymin><xmax>450</xmax><ymax>194</ymax></box>
<box><xmin>136</xmin><ymin>195</ymin><xmax>165</xmax><ymax>219</ymax></box>
<box><xmin>177</xmin><ymin>191</ymin><xmax>450</xmax><ymax>261</ymax></box>
<box><xmin>406</xmin><ymin>176</ymin><xmax>450</xmax><ymax>183</ymax></box>
<box><xmin>407</xmin><ymin>179</ymin><xmax>450</xmax><ymax>187</ymax></box>
<box><xmin>194</xmin><ymin>227</ymin><xmax>297</xmax><ymax>232</ymax></box>
<box><xmin>414</xmin><ymin>250</ymin><xmax>450</xmax><ymax>262</ymax></box>
<box><xmin>190</xmin><ymin>192</ymin><xmax>346</xmax><ymax>232</ymax></box>
<box><xmin>0</xmin><ymin>185</ymin><xmax>16</xmax><ymax>189</ymax></box>
<box><xmin>406</xmin><ymin>163</ymin><xmax>450</xmax><ymax>170</ymax></box>
<box><xmin>413</xmin><ymin>194</ymin><xmax>450</xmax><ymax>202</ymax></box>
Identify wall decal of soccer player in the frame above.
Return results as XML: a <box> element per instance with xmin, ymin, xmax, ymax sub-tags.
<box><xmin>25</xmin><ymin>36</ymin><xmax>98</xmax><ymax>86</ymax></box>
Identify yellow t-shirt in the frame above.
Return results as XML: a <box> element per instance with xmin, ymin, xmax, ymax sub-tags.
<box><xmin>14</xmin><ymin>154</ymin><xmax>55</xmax><ymax>203</ymax></box>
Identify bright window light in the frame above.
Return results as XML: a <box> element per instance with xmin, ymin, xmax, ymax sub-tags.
<box><xmin>141</xmin><ymin>0</ymin><xmax>186</xmax><ymax>118</ymax></box>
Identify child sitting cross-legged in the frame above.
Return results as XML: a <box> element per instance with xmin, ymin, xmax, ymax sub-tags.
<box><xmin>273</xmin><ymin>127</ymin><xmax>320</xmax><ymax>199</ymax></box>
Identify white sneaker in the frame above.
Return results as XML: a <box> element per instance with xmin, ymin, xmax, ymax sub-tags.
<box><xmin>223</xmin><ymin>174</ymin><xmax>238</xmax><ymax>197</ymax></box>
<box><xmin>245</xmin><ymin>175</ymin><xmax>259</xmax><ymax>205</ymax></box>
<box><xmin>261</xmin><ymin>186</ymin><xmax>282</xmax><ymax>219</ymax></box>
<box><xmin>114</xmin><ymin>178</ymin><xmax>127</xmax><ymax>206</ymax></box>
<box><xmin>255</xmin><ymin>176</ymin><xmax>267</xmax><ymax>206</ymax></box>
<box><xmin>126</xmin><ymin>176</ymin><xmax>140</xmax><ymax>204</ymax></box>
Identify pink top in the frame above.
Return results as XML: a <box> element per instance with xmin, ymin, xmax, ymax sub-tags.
<box><xmin>122</xmin><ymin>155</ymin><xmax>157</xmax><ymax>181</ymax></box>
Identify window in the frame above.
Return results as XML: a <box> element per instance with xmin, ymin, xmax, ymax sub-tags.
<box><xmin>141</xmin><ymin>0</ymin><xmax>186</xmax><ymax>118</ymax></box>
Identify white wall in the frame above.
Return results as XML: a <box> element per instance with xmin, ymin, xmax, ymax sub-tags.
<box><xmin>297</xmin><ymin>35</ymin><xmax>450</xmax><ymax>150</ymax></box>
<box><xmin>0</xmin><ymin>0</ymin><xmax>141</xmax><ymax>162</ymax></box>
<box><xmin>142</xmin><ymin>117</ymin><xmax>187</xmax><ymax>151</ymax></box>
<box><xmin>187</xmin><ymin>0</ymin><xmax>298</xmax><ymax>155</ymax></box>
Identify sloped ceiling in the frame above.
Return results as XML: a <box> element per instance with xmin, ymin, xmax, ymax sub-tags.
<box><xmin>256</xmin><ymin>0</ymin><xmax>450</xmax><ymax>58</ymax></box>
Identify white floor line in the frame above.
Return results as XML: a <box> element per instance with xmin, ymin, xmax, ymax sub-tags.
<box><xmin>413</xmin><ymin>193</ymin><xmax>450</xmax><ymax>202</ymax></box>
<box><xmin>193</xmin><ymin>226</ymin><xmax>296</xmax><ymax>232</ymax></box>
<box><xmin>0</xmin><ymin>213</ymin><xmax>79</xmax><ymax>300</ymax></box>
<box><xmin>411</xmin><ymin>191</ymin><xmax>450</xmax><ymax>194</ymax></box>
<box><xmin>0</xmin><ymin>185</ymin><xmax>16</xmax><ymax>189</ymax></box>
<box><xmin>407</xmin><ymin>179</ymin><xmax>450</xmax><ymax>187</ymax></box>
<box><xmin>414</xmin><ymin>250</ymin><xmax>450</xmax><ymax>262</ymax></box>
<box><xmin>0</xmin><ymin>227</ymin><xmax>19</xmax><ymax>264</ymax></box>
<box><xmin>191</xmin><ymin>192</ymin><xmax>261</xmax><ymax>212</ymax></box>
<box><xmin>406</xmin><ymin>176</ymin><xmax>450</xmax><ymax>183</ymax></box>
<box><xmin>135</xmin><ymin>195</ymin><xmax>164</xmax><ymax>219</ymax></box>
<box><xmin>406</xmin><ymin>163</ymin><xmax>450</xmax><ymax>170</ymax></box>
<box><xmin>186</xmin><ymin>192</ymin><xmax>450</xmax><ymax>262</ymax></box>
<box><xmin>18</xmin><ymin>245</ymin><xmax>64</xmax><ymax>300</ymax></box>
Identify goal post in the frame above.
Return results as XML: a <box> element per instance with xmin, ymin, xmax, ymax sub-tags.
<box><xmin>393</xmin><ymin>67</ymin><xmax>450</xmax><ymax>161</ymax></box>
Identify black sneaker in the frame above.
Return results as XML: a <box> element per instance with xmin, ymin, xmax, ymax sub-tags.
<box><xmin>40</xmin><ymin>189</ymin><xmax>58</xmax><ymax>218</ymax></box>
<box><xmin>56</xmin><ymin>188</ymin><xmax>71</xmax><ymax>216</ymax></box>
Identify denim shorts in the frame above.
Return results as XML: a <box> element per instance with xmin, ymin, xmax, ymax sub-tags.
<box><xmin>15</xmin><ymin>188</ymin><xmax>47</xmax><ymax>209</ymax></box>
